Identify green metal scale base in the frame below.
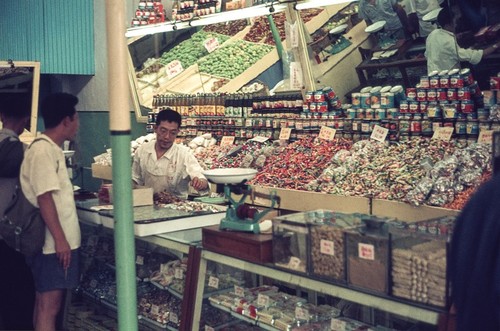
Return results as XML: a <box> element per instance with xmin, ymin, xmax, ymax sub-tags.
<box><xmin>219</xmin><ymin>182</ymin><xmax>279</xmax><ymax>234</ymax></box>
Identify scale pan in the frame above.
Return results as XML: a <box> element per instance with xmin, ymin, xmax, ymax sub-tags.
<box><xmin>203</xmin><ymin>168</ymin><xmax>258</xmax><ymax>184</ymax></box>
<box><xmin>365</xmin><ymin>20</ymin><xmax>386</xmax><ymax>33</ymax></box>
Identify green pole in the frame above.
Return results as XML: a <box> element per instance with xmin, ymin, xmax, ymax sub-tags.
<box><xmin>105</xmin><ymin>1</ymin><xmax>138</xmax><ymax>330</ymax></box>
<box><xmin>267</xmin><ymin>14</ymin><xmax>284</xmax><ymax>60</ymax></box>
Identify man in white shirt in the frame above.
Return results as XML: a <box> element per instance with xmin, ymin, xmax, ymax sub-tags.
<box><xmin>21</xmin><ymin>93</ymin><xmax>81</xmax><ymax>331</ymax></box>
<box><xmin>425</xmin><ymin>7</ymin><xmax>500</xmax><ymax>74</ymax></box>
<box><xmin>132</xmin><ymin>108</ymin><xmax>208</xmax><ymax>199</ymax></box>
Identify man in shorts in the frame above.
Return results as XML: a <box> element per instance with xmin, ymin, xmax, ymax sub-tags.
<box><xmin>20</xmin><ymin>93</ymin><xmax>81</xmax><ymax>330</ymax></box>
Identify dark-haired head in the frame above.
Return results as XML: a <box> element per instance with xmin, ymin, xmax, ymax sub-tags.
<box><xmin>437</xmin><ymin>7</ymin><xmax>453</xmax><ymax>28</ymax></box>
<box><xmin>40</xmin><ymin>93</ymin><xmax>78</xmax><ymax>129</ymax></box>
<box><xmin>155</xmin><ymin>107</ymin><xmax>182</xmax><ymax>128</ymax></box>
<box><xmin>0</xmin><ymin>94</ymin><xmax>31</xmax><ymax>119</ymax></box>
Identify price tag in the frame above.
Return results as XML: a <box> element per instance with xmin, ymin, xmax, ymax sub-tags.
<box><xmin>432</xmin><ymin>126</ymin><xmax>454</xmax><ymax>141</ymax></box>
<box><xmin>290</xmin><ymin>62</ymin><xmax>303</xmax><ymax>90</ymax></box>
<box><xmin>169</xmin><ymin>312</ymin><xmax>178</xmax><ymax>324</ymax></box>
<box><xmin>234</xmin><ymin>285</ymin><xmax>245</xmax><ymax>297</ymax></box>
<box><xmin>370</xmin><ymin>125</ymin><xmax>389</xmax><ymax>142</ymax></box>
<box><xmin>295</xmin><ymin>306</ymin><xmax>309</xmax><ymax>321</ymax></box>
<box><xmin>204</xmin><ymin>37</ymin><xmax>220</xmax><ymax>53</ymax></box>
<box><xmin>318</xmin><ymin>126</ymin><xmax>336</xmax><ymax>140</ymax></box>
<box><xmin>166</xmin><ymin>60</ymin><xmax>184</xmax><ymax>79</ymax></box>
<box><xmin>175</xmin><ymin>268</ymin><xmax>184</xmax><ymax>279</ymax></box>
<box><xmin>220</xmin><ymin>136</ymin><xmax>235</xmax><ymax>147</ymax></box>
<box><xmin>478</xmin><ymin>129</ymin><xmax>493</xmax><ymax>144</ymax></box>
<box><xmin>279</xmin><ymin>127</ymin><xmax>292</xmax><ymax>140</ymax></box>
<box><xmin>208</xmin><ymin>276</ymin><xmax>219</xmax><ymax>289</ymax></box>
<box><xmin>289</xmin><ymin>256</ymin><xmax>302</xmax><ymax>270</ymax></box>
<box><xmin>90</xmin><ymin>279</ymin><xmax>98</xmax><ymax>288</ymax></box>
<box><xmin>160</xmin><ymin>263</ymin><xmax>169</xmax><ymax>273</ymax></box>
<box><xmin>331</xmin><ymin>318</ymin><xmax>347</xmax><ymax>331</ymax></box>
<box><xmin>257</xmin><ymin>293</ymin><xmax>270</xmax><ymax>307</ymax></box>
<box><xmin>136</xmin><ymin>255</ymin><xmax>144</xmax><ymax>265</ymax></box>
<box><xmin>205</xmin><ymin>326</ymin><xmax>215</xmax><ymax>331</ymax></box>
<box><xmin>250</xmin><ymin>136</ymin><xmax>269</xmax><ymax>143</ymax></box>
<box><xmin>151</xmin><ymin>304</ymin><xmax>160</xmax><ymax>315</ymax></box>
<box><xmin>320</xmin><ymin>239</ymin><xmax>335</xmax><ymax>256</ymax></box>
<box><xmin>358</xmin><ymin>243</ymin><xmax>375</xmax><ymax>260</ymax></box>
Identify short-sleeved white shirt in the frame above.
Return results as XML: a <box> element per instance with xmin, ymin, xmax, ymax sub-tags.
<box><xmin>425</xmin><ymin>28</ymin><xmax>483</xmax><ymax>74</ymax></box>
<box><xmin>132</xmin><ymin>140</ymin><xmax>207</xmax><ymax>198</ymax></box>
<box><xmin>20</xmin><ymin>134</ymin><xmax>81</xmax><ymax>254</ymax></box>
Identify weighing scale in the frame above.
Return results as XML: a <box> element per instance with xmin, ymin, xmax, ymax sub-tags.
<box><xmin>365</xmin><ymin>20</ymin><xmax>396</xmax><ymax>49</ymax></box>
<box><xmin>328</xmin><ymin>24</ymin><xmax>352</xmax><ymax>55</ymax></box>
<box><xmin>202</xmin><ymin>168</ymin><xmax>280</xmax><ymax>234</ymax></box>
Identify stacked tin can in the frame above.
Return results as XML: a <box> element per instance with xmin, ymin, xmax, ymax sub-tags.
<box><xmin>349</xmin><ymin>85</ymin><xmax>402</xmax><ymax>141</ymax></box>
<box><xmin>487</xmin><ymin>74</ymin><xmax>500</xmax><ymax>132</ymax></box>
<box><xmin>399</xmin><ymin>68</ymin><xmax>482</xmax><ymax>143</ymax></box>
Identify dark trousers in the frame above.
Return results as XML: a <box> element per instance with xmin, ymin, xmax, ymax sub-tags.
<box><xmin>0</xmin><ymin>240</ymin><xmax>35</xmax><ymax>330</ymax></box>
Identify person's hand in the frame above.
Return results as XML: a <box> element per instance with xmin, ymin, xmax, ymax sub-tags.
<box><xmin>190</xmin><ymin>177</ymin><xmax>208</xmax><ymax>191</ymax></box>
<box><xmin>54</xmin><ymin>238</ymin><xmax>72</xmax><ymax>270</ymax></box>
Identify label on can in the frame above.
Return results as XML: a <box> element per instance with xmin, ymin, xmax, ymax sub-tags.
<box><xmin>314</xmin><ymin>91</ymin><xmax>326</xmax><ymax>102</ymax></box>
<box><xmin>457</xmin><ymin>87</ymin><xmax>471</xmax><ymax>100</ymax></box>
<box><xmin>420</xmin><ymin>76</ymin><xmax>430</xmax><ymax>88</ymax></box>
<box><xmin>399</xmin><ymin>119</ymin><xmax>410</xmax><ymax>132</ymax></box>
<box><xmin>409</xmin><ymin>101</ymin><xmax>419</xmax><ymax>113</ymax></box>
<box><xmin>439</xmin><ymin>74</ymin><xmax>450</xmax><ymax>88</ymax></box>
<box><xmin>447</xmin><ymin>88</ymin><xmax>458</xmax><ymax>101</ymax></box>
<box><xmin>455</xmin><ymin>120</ymin><xmax>466</xmax><ymax>134</ymax></box>
<box><xmin>360</xmin><ymin>93</ymin><xmax>371</xmax><ymax>108</ymax></box>
<box><xmin>410</xmin><ymin>120</ymin><xmax>422</xmax><ymax>133</ymax></box>
<box><xmin>351</xmin><ymin>93</ymin><xmax>361</xmax><ymax>108</ymax></box>
<box><xmin>450</xmin><ymin>74</ymin><xmax>463</xmax><ymax>88</ymax></box>
<box><xmin>323</xmin><ymin>87</ymin><xmax>336</xmax><ymax>99</ymax></box>
<box><xmin>466</xmin><ymin>120</ymin><xmax>479</xmax><ymax>135</ymax></box>
<box><xmin>460</xmin><ymin>68</ymin><xmax>473</xmax><ymax>86</ymax></box>
<box><xmin>399</xmin><ymin>101</ymin><xmax>409</xmax><ymax>113</ymax></box>
<box><xmin>406</xmin><ymin>88</ymin><xmax>417</xmax><ymax>100</ymax></box>
<box><xmin>381</xmin><ymin>92</ymin><xmax>395</xmax><ymax>108</ymax></box>
<box><xmin>419</xmin><ymin>101</ymin><xmax>428</xmax><ymax>113</ymax></box>
<box><xmin>417</xmin><ymin>88</ymin><xmax>427</xmax><ymax>102</ymax></box>
<box><xmin>387</xmin><ymin>108</ymin><xmax>399</xmax><ymax>119</ymax></box>
<box><xmin>376</xmin><ymin>109</ymin><xmax>387</xmax><ymax>120</ymax></box>
<box><xmin>490</xmin><ymin>76</ymin><xmax>500</xmax><ymax>90</ymax></box>
<box><xmin>365</xmin><ymin>108</ymin><xmax>374</xmax><ymax>120</ymax></box>
<box><xmin>460</xmin><ymin>100</ymin><xmax>475</xmax><ymax>113</ymax></box>
<box><xmin>437</xmin><ymin>88</ymin><xmax>447</xmax><ymax>101</ymax></box>
<box><xmin>443</xmin><ymin>104</ymin><xmax>458</xmax><ymax>119</ymax></box>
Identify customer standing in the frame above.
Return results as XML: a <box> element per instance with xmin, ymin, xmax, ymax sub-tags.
<box><xmin>21</xmin><ymin>93</ymin><xmax>81</xmax><ymax>331</ymax></box>
<box><xmin>0</xmin><ymin>95</ymin><xmax>35</xmax><ymax>330</ymax></box>
<box><xmin>425</xmin><ymin>7</ymin><xmax>500</xmax><ymax>73</ymax></box>
<box><xmin>449</xmin><ymin>173</ymin><xmax>500</xmax><ymax>331</ymax></box>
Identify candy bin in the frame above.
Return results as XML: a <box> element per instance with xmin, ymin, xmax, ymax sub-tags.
<box><xmin>272</xmin><ymin>211</ymin><xmax>315</xmax><ymax>274</ymax></box>
<box><xmin>310</xmin><ymin>211</ymin><xmax>365</xmax><ymax>284</ymax></box>
<box><xmin>345</xmin><ymin>217</ymin><xmax>392</xmax><ymax>294</ymax></box>
<box><xmin>389</xmin><ymin>216</ymin><xmax>455</xmax><ymax>308</ymax></box>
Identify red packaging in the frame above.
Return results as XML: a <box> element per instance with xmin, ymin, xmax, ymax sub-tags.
<box><xmin>406</xmin><ymin>88</ymin><xmax>417</xmax><ymax>100</ymax></box>
<box><xmin>447</xmin><ymin>88</ymin><xmax>458</xmax><ymax>101</ymax></box>
<box><xmin>491</xmin><ymin>77</ymin><xmax>500</xmax><ymax>90</ymax></box>
<box><xmin>460</xmin><ymin>100</ymin><xmax>475</xmax><ymax>113</ymax></box>
<box><xmin>457</xmin><ymin>87</ymin><xmax>471</xmax><ymax>101</ymax></box>
<box><xmin>427</xmin><ymin>89</ymin><xmax>437</xmax><ymax>102</ymax></box>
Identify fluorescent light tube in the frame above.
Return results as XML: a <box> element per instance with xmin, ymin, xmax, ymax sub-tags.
<box><xmin>295</xmin><ymin>0</ymin><xmax>358</xmax><ymax>10</ymax></box>
<box><xmin>125</xmin><ymin>21</ymin><xmax>190</xmax><ymax>37</ymax></box>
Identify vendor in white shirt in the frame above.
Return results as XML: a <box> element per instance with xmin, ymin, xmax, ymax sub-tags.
<box><xmin>425</xmin><ymin>7</ymin><xmax>500</xmax><ymax>74</ymax></box>
<box><xmin>132</xmin><ymin>108</ymin><xmax>209</xmax><ymax>198</ymax></box>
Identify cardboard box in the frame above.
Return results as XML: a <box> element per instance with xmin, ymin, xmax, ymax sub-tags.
<box><xmin>91</xmin><ymin>163</ymin><xmax>112</xmax><ymax>180</ymax></box>
<box><xmin>110</xmin><ymin>186</ymin><xmax>153</xmax><ymax>207</ymax></box>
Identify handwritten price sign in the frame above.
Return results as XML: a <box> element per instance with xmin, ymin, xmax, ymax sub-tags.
<box><xmin>478</xmin><ymin>129</ymin><xmax>493</xmax><ymax>144</ymax></box>
<box><xmin>318</xmin><ymin>126</ymin><xmax>336</xmax><ymax>140</ymax></box>
<box><xmin>220</xmin><ymin>136</ymin><xmax>235</xmax><ymax>146</ymax></box>
<box><xmin>432</xmin><ymin>126</ymin><xmax>454</xmax><ymax>141</ymax></box>
<box><xmin>279</xmin><ymin>128</ymin><xmax>292</xmax><ymax>140</ymax></box>
<box><xmin>204</xmin><ymin>37</ymin><xmax>220</xmax><ymax>53</ymax></box>
<box><xmin>370</xmin><ymin>125</ymin><xmax>388</xmax><ymax>142</ymax></box>
<box><xmin>166</xmin><ymin>60</ymin><xmax>183</xmax><ymax>79</ymax></box>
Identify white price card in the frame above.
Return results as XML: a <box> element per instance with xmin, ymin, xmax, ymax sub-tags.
<box><xmin>318</xmin><ymin>126</ymin><xmax>336</xmax><ymax>140</ymax></box>
<box><xmin>136</xmin><ymin>255</ymin><xmax>144</xmax><ymax>265</ymax></box>
<box><xmin>295</xmin><ymin>306</ymin><xmax>309</xmax><ymax>321</ymax></box>
<box><xmin>151</xmin><ymin>305</ymin><xmax>160</xmax><ymax>315</ymax></box>
<box><xmin>220</xmin><ymin>136</ymin><xmax>235</xmax><ymax>146</ymax></box>
<box><xmin>205</xmin><ymin>326</ymin><xmax>215</xmax><ymax>331</ymax></box>
<box><xmin>288</xmin><ymin>21</ymin><xmax>299</xmax><ymax>48</ymax></box>
<box><xmin>432</xmin><ymin>126</ymin><xmax>454</xmax><ymax>141</ymax></box>
<box><xmin>208</xmin><ymin>276</ymin><xmax>219</xmax><ymax>289</ymax></box>
<box><xmin>169</xmin><ymin>312</ymin><xmax>178</xmax><ymax>324</ymax></box>
<box><xmin>250</xmin><ymin>136</ymin><xmax>269</xmax><ymax>143</ymax></box>
<box><xmin>478</xmin><ymin>129</ymin><xmax>494</xmax><ymax>144</ymax></box>
<box><xmin>279</xmin><ymin>127</ymin><xmax>292</xmax><ymax>140</ymax></box>
<box><xmin>320</xmin><ymin>239</ymin><xmax>335</xmax><ymax>256</ymax></box>
<box><xmin>257</xmin><ymin>293</ymin><xmax>270</xmax><ymax>307</ymax></box>
<box><xmin>175</xmin><ymin>268</ymin><xmax>184</xmax><ymax>279</ymax></box>
<box><xmin>166</xmin><ymin>60</ymin><xmax>184</xmax><ymax>79</ymax></box>
<box><xmin>203</xmin><ymin>37</ymin><xmax>220</xmax><ymax>53</ymax></box>
<box><xmin>160</xmin><ymin>263</ymin><xmax>169</xmax><ymax>273</ymax></box>
<box><xmin>289</xmin><ymin>256</ymin><xmax>302</xmax><ymax>270</ymax></box>
<box><xmin>290</xmin><ymin>62</ymin><xmax>303</xmax><ymax>90</ymax></box>
<box><xmin>234</xmin><ymin>285</ymin><xmax>245</xmax><ymax>297</ymax></box>
<box><xmin>331</xmin><ymin>318</ymin><xmax>347</xmax><ymax>331</ymax></box>
<box><xmin>358</xmin><ymin>243</ymin><xmax>375</xmax><ymax>260</ymax></box>
<box><xmin>370</xmin><ymin>125</ymin><xmax>389</xmax><ymax>142</ymax></box>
